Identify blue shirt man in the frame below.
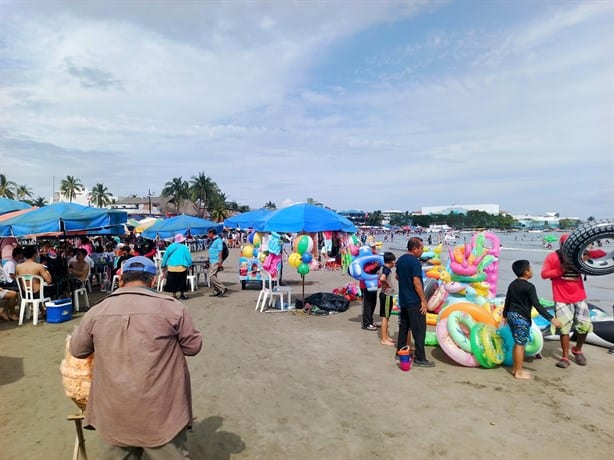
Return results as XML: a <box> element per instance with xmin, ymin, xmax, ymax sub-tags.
<box><xmin>395</xmin><ymin>237</ymin><xmax>435</xmax><ymax>368</ymax></box>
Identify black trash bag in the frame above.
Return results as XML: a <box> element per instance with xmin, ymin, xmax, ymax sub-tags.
<box><xmin>301</xmin><ymin>292</ymin><xmax>350</xmax><ymax>313</ymax></box>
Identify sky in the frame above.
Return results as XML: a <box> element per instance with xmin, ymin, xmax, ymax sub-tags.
<box><xmin>1</xmin><ymin>0</ymin><xmax>612</xmax><ymax>219</ymax></box>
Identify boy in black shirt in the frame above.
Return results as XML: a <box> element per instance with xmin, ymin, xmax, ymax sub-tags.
<box><xmin>503</xmin><ymin>260</ymin><xmax>561</xmax><ymax>379</ymax></box>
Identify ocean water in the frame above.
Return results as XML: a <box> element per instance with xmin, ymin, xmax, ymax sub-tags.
<box><xmin>383</xmin><ymin>231</ymin><xmax>614</xmax><ymax>311</ymax></box>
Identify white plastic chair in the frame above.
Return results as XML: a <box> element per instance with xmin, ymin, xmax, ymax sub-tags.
<box><xmin>186</xmin><ymin>274</ymin><xmax>197</xmax><ymax>292</ymax></box>
<box><xmin>72</xmin><ymin>266</ymin><xmax>90</xmax><ymax>312</ymax></box>
<box><xmin>16</xmin><ymin>275</ymin><xmax>51</xmax><ymax>326</ymax></box>
<box><xmin>255</xmin><ymin>270</ymin><xmax>292</xmax><ymax>312</ymax></box>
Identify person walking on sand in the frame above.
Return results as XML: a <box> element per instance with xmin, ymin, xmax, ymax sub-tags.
<box><xmin>502</xmin><ymin>260</ymin><xmax>561</xmax><ymax>379</ymax></box>
<box><xmin>378</xmin><ymin>251</ymin><xmax>397</xmax><ymax>346</ymax></box>
<box><xmin>207</xmin><ymin>228</ymin><xmax>227</xmax><ymax>297</ymax></box>
<box><xmin>541</xmin><ymin>233</ymin><xmax>591</xmax><ymax>369</ymax></box>
<box><xmin>162</xmin><ymin>234</ymin><xmax>192</xmax><ymax>300</ymax></box>
<box><xmin>70</xmin><ymin>256</ymin><xmax>202</xmax><ymax>459</ymax></box>
<box><xmin>395</xmin><ymin>237</ymin><xmax>434</xmax><ymax>367</ymax></box>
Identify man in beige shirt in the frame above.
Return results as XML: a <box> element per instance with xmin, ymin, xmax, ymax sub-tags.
<box><xmin>15</xmin><ymin>245</ymin><xmax>52</xmax><ymax>295</ymax></box>
<box><xmin>70</xmin><ymin>256</ymin><xmax>202</xmax><ymax>459</ymax></box>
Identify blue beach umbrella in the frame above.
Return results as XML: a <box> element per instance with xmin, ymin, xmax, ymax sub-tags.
<box><xmin>255</xmin><ymin>203</ymin><xmax>357</xmax><ymax>233</ymax></box>
<box><xmin>141</xmin><ymin>214</ymin><xmax>223</xmax><ymax>240</ymax></box>
<box><xmin>224</xmin><ymin>209</ymin><xmax>274</xmax><ymax>229</ymax></box>
<box><xmin>0</xmin><ymin>202</ymin><xmax>127</xmax><ymax>237</ymax></box>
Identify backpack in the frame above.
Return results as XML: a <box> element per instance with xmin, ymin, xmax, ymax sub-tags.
<box><xmin>221</xmin><ymin>240</ymin><xmax>230</xmax><ymax>261</ymax></box>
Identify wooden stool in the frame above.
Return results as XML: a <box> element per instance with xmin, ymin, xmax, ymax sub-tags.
<box><xmin>67</xmin><ymin>412</ymin><xmax>88</xmax><ymax>460</ymax></box>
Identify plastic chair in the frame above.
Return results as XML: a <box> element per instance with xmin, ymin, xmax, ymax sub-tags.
<box><xmin>16</xmin><ymin>275</ymin><xmax>51</xmax><ymax>326</ymax></box>
<box><xmin>186</xmin><ymin>274</ymin><xmax>197</xmax><ymax>292</ymax></box>
<box><xmin>255</xmin><ymin>270</ymin><xmax>292</xmax><ymax>312</ymax></box>
<box><xmin>72</xmin><ymin>267</ymin><xmax>90</xmax><ymax>312</ymax></box>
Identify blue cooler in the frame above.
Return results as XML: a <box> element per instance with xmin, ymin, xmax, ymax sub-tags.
<box><xmin>46</xmin><ymin>298</ymin><xmax>73</xmax><ymax>323</ymax></box>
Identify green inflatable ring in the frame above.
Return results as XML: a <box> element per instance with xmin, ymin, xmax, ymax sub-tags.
<box><xmin>524</xmin><ymin>324</ymin><xmax>544</xmax><ymax>356</ymax></box>
<box><xmin>425</xmin><ymin>330</ymin><xmax>439</xmax><ymax>346</ymax></box>
<box><xmin>447</xmin><ymin>310</ymin><xmax>475</xmax><ymax>353</ymax></box>
<box><xmin>470</xmin><ymin>323</ymin><xmax>504</xmax><ymax>369</ymax></box>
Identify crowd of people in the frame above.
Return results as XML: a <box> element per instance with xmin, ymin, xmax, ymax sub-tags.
<box><xmin>0</xmin><ymin>230</ymin><xmax>231</xmax><ymax>322</ymax></box>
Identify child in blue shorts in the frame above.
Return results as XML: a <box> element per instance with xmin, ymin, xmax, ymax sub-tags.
<box><xmin>502</xmin><ymin>260</ymin><xmax>561</xmax><ymax>379</ymax></box>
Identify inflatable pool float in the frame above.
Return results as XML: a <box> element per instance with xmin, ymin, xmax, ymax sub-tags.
<box><xmin>438</xmin><ymin>302</ymin><xmax>497</xmax><ymax>327</ymax></box>
<box><xmin>534</xmin><ymin>303</ymin><xmax>614</xmax><ymax>348</ymax></box>
<box><xmin>436</xmin><ymin>318</ymin><xmax>479</xmax><ymax>367</ymax></box>
<box><xmin>498</xmin><ymin>323</ymin><xmax>544</xmax><ymax>367</ymax></box>
<box><xmin>470</xmin><ymin>323</ymin><xmax>504</xmax><ymax>369</ymax></box>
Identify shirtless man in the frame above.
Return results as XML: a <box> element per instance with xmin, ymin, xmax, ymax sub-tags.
<box><xmin>69</xmin><ymin>248</ymin><xmax>90</xmax><ymax>288</ymax></box>
<box><xmin>16</xmin><ymin>245</ymin><xmax>53</xmax><ymax>295</ymax></box>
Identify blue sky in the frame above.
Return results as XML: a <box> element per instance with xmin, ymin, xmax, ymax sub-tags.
<box><xmin>1</xmin><ymin>0</ymin><xmax>612</xmax><ymax>219</ymax></box>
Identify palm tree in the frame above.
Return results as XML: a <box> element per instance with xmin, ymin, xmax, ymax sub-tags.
<box><xmin>161</xmin><ymin>177</ymin><xmax>190</xmax><ymax>213</ymax></box>
<box><xmin>189</xmin><ymin>172</ymin><xmax>219</xmax><ymax>217</ymax></box>
<box><xmin>89</xmin><ymin>183</ymin><xmax>112</xmax><ymax>207</ymax></box>
<box><xmin>0</xmin><ymin>174</ymin><xmax>17</xmax><ymax>199</ymax></box>
<box><xmin>16</xmin><ymin>184</ymin><xmax>33</xmax><ymax>201</ymax></box>
<box><xmin>263</xmin><ymin>201</ymin><xmax>276</xmax><ymax>210</ymax></box>
<box><xmin>60</xmin><ymin>175</ymin><xmax>84</xmax><ymax>203</ymax></box>
<box><xmin>210</xmin><ymin>207</ymin><xmax>228</xmax><ymax>222</ymax></box>
<box><xmin>31</xmin><ymin>196</ymin><xmax>48</xmax><ymax>207</ymax></box>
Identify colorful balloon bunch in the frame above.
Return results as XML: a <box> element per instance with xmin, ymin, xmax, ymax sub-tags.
<box><xmin>288</xmin><ymin>234</ymin><xmax>314</xmax><ymax>276</ymax></box>
<box><xmin>242</xmin><ymin>232</ymin><xmax>266</xmax><ymax>262</ymax></box>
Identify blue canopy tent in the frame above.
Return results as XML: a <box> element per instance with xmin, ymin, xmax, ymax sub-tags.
<box><xmin>0</xmin><ymin>197</ymin><xmax>32</xmax><ymax>214</ymax></box>
<box><xmin>0</xmin><ymin>203</ymin><xmax>127</xmax><ymax>237</ymax></box>
<box><xmin>254</xmin><ymin>203</ymin><xmax>357</xmax><ymax>233</ymax></box>
<box><xmin>141</xmin><ymin>214</ymin><xmax>223</xmax><ymax>240</ymax></box>
<box><xmin>224</xmin><ymin>209</ymin><xmax>274</xmax><ymax>229</ymax></box>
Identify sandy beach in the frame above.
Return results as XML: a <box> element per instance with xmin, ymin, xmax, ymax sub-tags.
<box><xmin>1</xmin><ymin>238</ymin><xmax>613</xmax><ymax>460</ymax></box>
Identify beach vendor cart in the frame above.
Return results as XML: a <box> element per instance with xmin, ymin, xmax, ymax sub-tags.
<box><xmin>238</xmin><ymin>255</ymin><xmax>263</xmax><ymax>289</ymax></box>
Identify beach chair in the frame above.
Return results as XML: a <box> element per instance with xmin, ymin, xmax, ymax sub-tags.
<box><xmin>255</xmin><ymin>270</ymin><xmax>292</xmax><ymax>312</ymax></box>
<box><xmin>16</xmin><ymin>275</ymin><xmax>51</xmax><ymax>326</ymax></box>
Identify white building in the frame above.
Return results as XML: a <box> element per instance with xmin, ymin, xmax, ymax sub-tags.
<box><xmin>421</xmin><ymin>203</ymin><xmax>500</xmax><ymax>215</ymax></box>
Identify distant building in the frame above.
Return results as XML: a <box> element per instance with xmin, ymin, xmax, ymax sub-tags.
<box><xmin>381</xmin><ymin>209</ymin><xmax>404</xmax><ymax>225</ymax></box>
<box><xmin>338</xmin><ymin>209</ymin><xmax>367</xmax><ymax>226</ymax></box>
<box><xmin>421</xmin><ymin>203</ymin><xmax>500</xmax><ymax>215</ymax></box>
<box><xmin>511</xmin><ymin>212</ymin><xmax>577</xmax><ymax>229</ymax></box>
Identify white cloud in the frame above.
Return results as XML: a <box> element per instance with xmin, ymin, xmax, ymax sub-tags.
<box><xmin>1</xmin><ymin>1</ymin><xmax>612</xmax><ymax>218</ymax></box>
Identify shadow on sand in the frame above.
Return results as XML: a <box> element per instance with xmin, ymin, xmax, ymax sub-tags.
<box><xmin>188</xmin><ymin>416</ymin><xmax>245</xmax><ymax>460</ymax></box>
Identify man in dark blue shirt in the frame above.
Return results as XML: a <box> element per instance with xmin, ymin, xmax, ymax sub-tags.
<box><xmin>396</xmin><ymin>237</ymin><xmax>435</xmax><ymax>367</ymax></box>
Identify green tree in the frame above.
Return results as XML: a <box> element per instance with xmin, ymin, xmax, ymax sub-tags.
<box><xmin>89</xmin><ymin>183</ymin><xmax>112</xmax><ymax>207</ymax></box>
<box><xmin>60</xmin><ymin>175</ymin><xmax>84</xmax><ymax>203</ymax></box>
<box><xmin>210</xmin><ymin>207</ymin><xmax>228</xmax><ymax>222</ymax></box>
<box><xmin>31</xmin><ymin>196</ymin><xmax>48</xmax><ymax>207</ymax></box>
<box><xmin>161</xmin><ymin>177</ymin><xmax>190</xmax><ymax>213</ymax></box>
<box><xmin>189</xmin><ymin>172</ymin><xmax>219</xmax><ymax>217</ymax></box>
<box><xmin>263</xmin><ymin>201</ymin><xmax>276</xmax><ymax>210</ymax></box>
<box><xmin>15</xmin><ymin>184</ymin><xmax>33</xmax><ymax>201</ymax></box>
<box><xmin>0</xmin><ymin>174</ymin><xmax>17</xmax><ymax>199</ymax></box>
<box><xmin>366</xmin><ymin>210</ymin><xmax>383</xmax><ymax>226</ymax></box>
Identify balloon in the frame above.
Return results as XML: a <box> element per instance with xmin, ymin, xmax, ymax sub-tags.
<box><xmin>247</xmin><ymin>232</ymin><xmax>255</xmax><ymax>244</ymax></box>
<box><xmin>288</xmin><ymin>252</ymin><xmax>302</xmax><ymax>268</ymax></box>
<box><xmin>243</xmin><ymin>245</ymin><xmax>254</xmax><ymax>258</ymax></box>
<box><xmin>301</xmin><ymin>252</ymin><xmax>313</xmax><ymax>264</ymax></box>
<box><xmin>297</xmin><ymin>262</ymin><xmax>310</xmax><ymax>275</ymax></box>
<box><xmin>253</xmin><ymin>232</ymin><xmax>262</xmax><ymax>248</ymax></box>
<box><xmin>259</xmin><ymin>252</ymin><xmax>266</xmax><ymax>262</ymax></box>
<box><xmin>349</xmin><ymin>244</ymin><xmax>359</xmax><ymax>256</ymax></box>
<box><xmin>253</xmin><ymin>248</ymin><xmax>259</xmax><ymax>258</ymax></box>
<box><xmin>295</xmin><ymin>235</ymin><xmax>314</xmax><ymax>255</ymax></box>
